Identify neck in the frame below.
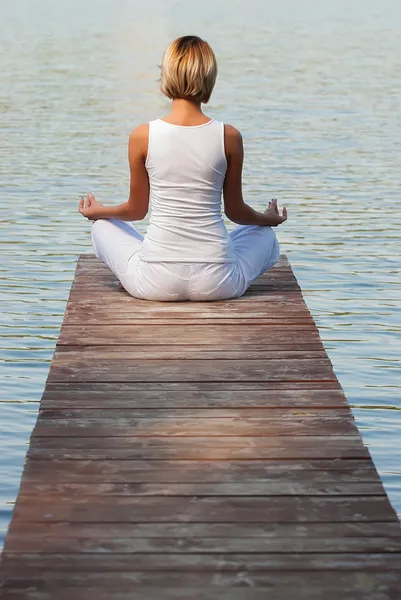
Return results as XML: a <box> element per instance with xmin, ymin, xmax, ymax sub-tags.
<box><xmin>170</xmin><ymin>98</ymin><xmax>203</xmax><ymax>115</ymax></box>
<box><xmin>164</xmin><ymin>98</ymin><xmax>210</xmax><ymax>126</ymax></box>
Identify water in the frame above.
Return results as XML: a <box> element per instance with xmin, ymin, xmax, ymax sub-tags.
<box><xmin>1</xmin><ymin>0</ymin><xmax>400</xmax><ymax>545</ymax></box>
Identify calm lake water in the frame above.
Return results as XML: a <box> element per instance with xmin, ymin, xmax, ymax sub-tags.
<box><xmin>1</xmin><ymin>0</ymin><xmax>400</xmax><ymax>546</ymax></box>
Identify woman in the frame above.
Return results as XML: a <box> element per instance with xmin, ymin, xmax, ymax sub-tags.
<box><xmin>79</xmin><ymin>35</ymin><xmax>287</xmax><ymax>301</ymax></box>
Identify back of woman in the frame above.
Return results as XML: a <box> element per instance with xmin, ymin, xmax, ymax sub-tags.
<box><xmin>140</xmin><ymin>118</ymin><xmax>235</xmax><ymax>264</ymax></box>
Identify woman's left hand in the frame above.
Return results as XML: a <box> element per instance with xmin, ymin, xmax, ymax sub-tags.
<box><xmin>78</xmin><ymin>192</ymin><xmax>104</xmax><ymax>220</ymax></box>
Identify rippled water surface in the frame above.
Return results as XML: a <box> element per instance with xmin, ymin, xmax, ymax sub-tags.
<box><xmin>1</xmin><ymin>0</ymin><xmax>400</xmax><ymax>545</ymax></box>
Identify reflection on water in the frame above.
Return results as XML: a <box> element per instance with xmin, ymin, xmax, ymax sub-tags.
<box><xmin>1</xmin><ymin>0</ymin><xmax>400</xmax><ymax>543</ymax></box>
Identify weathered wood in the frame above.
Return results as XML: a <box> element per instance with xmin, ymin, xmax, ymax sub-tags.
<box><xmin>4</xmin><ymin>552</ymin><xmax>401</xmax><ymax>572</ymax></box>
<box><xmin>54</xmin><ymin>347</ymin><xmax>326</xmax><ymax>359</ymax></box>
<box><xmin>48</xmin><ymin>358</ymin><xmax>337</xmax><ymax>383</ymax></box>
<box><xmin>63</xmin><ymin>307</ymin><xmax>313</xmax><ymax>322</ymax></box>
<box><xmin>1</xmin><ymin>254</ymin><xmax>400</xmax><ymax>599</ymax></box>
<box><xmin>34</xmin><ymin>406</ymin><xmax>353</xmax><ymax>418</ymax></box>
<box><xmin>31</xmin><ymin>413</ymin><xmax>358</xmax><ymax>437</ymax></box>
<box><xmin>2</xmin><ymin>586</ymin><xmax>401</xmax><ymax>600</ymax></box>
<box><xmin>5</xmin><ymin>533</ymin><xmax>401</xmax><ymax>554</ymax></box>
<box><xmin>19</xmin><ymin>481</ymin><xmax>388</xmax><ymax>497</ymax></box>
<box><xmin>2</xmin><ymin>579</ymin><xmax>401</xmax><ymax>600</ymax></box>
<box><xmin>63</xmin><ymin>304</ymin><xmax>312</xmax><ymax>321</ymax></box>
<box><xmin>3</xmin><ymin>576</ymin><xmax>401</xmax><ymax>600</ymax></box>
<box><xmin>38</xmin><ymin>406</ymin><xmax>350</xmax><ymax>419</ymax></box>
<box><xmin>58</xmin><ymin>324</ymin><xmax>323</xmax><ymax>346</ymax></box>
<box><xmin>21</xmin><ymin>458</ymin><xmax>380</xmax><ymax>483</ymax></box>
<box><xmin>26</xmin><ymin>437</ymin><xmax>371</xmax><ymax>460</ymax></box>
<box><xmin>8</xmin><ymin>521</ymin><xmax>401</xmax><ymax>539</ymax></box>
<box><xmin>40</xmin><ymin>385</ymin><xmax>348</xmax><ymax>409</ymax></box>
<box><xmin>12</xmin><ymin>496</ymin><xmax>398</xmax><ymax>523</ymax></box>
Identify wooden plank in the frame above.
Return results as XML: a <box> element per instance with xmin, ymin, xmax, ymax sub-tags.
<box><xmin>54</xmin><ymin>347</ymin><xmax>327</xmax><ymax>360</ymax></box>
<box><xmin>5</xmin><ymin>533</ymin><xmax>401</xmax><ymax>554</ymax></box>
<box><xmin>33</xmin><ymin>407</ymin><xmax>355</xmax><ymax>419</ymax></box>
<box><xmin>41</xmin><ymin>381</ymin><xmax>343</xmax><ymax>391</ymax></box>
<box><xmin>18</xmin><ymin>481</ymin><xmax>387</xmax><ymax>496</ymax></box>
<box><xmin>47</xmin><ymin>358</ymin><xmax>337</xmax><ymax>383</ymax></box>
<box><xmin>31</xmin><ymin>410</ymin><xmax>358</xmax><ymax>437</ymax></box>
<box><xmin>12</xmin><ymin>496</ymin><xmax>398</xmax><ymax>523</ymax></box>
<box><xmin>39</xmin><ymin>386</ymin><xmax>349</xmax><ymax>409</ymax></box>
<box><xmin>61</xmin><ymin>320</ymin><xmax>316</xmax><ymax>327</ymax></box>
<box><xmin>26</xmin><ymin>439</ymin><xmax>371</xmax><ymax>460</ymax></box>
<box><xmin>8</xmin><ymin>521</ymin><xmax>401</xmax><ymax>539</ymax></box>
<box><xmin>3</xmin><ymin>576</ymin><xmax>401</xmax><ymax>600</ymax></box>
<box><xmin>6</xmin><ymin>520</ymin><xmax>401</xmax><ymax>555</ymax></box>
<box><xmin>3</xmin><ymin>552</ymin><xmax>401</xmax><ymax>572</ymax></box>
<box><xmin>27</xmin><ymin>448</ymin><xmax>370</xmax><ymax>461</ymax></box>
<box><xmin>36</xmin><ymin>407</ymin><xmax>353</xmax><ymax>419</ymax></box>
<box><xmin>63</xmin><ymin>303</ymin><xmax>312</xmax><ymax>321</ymax></box>
<box><xmin>64</xmin><ymin>304</ymin><xmax>313</xmax><ymax>318</ymax></box>
<box><xmin>4</xmin><ymin>571</ymin><xmax>401</xmax><ymax>600</ymax></box>
<box><xmin>21</xmin><ymin>458</ymin><xmax>380</xmax><ymax>483</ymax></box>
<box><xmin>27</xmin><ymin>447</ymin><xmax>371</xmax><ymax>461</ymax></box>
<box><xmin>57</xmin><ymin>325</ymin><xmax>324</xmax><ymax>346</ymax></box>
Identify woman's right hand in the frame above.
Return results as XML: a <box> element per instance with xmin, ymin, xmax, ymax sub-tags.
<box><xmin>264</xmin><ymin>198</ymin><xmax>287</xmax><ymax>226</ymax></box>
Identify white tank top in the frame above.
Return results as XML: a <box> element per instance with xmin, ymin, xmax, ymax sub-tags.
<box><xmin>139</xmin><ymin>118</ymin><xmax>236</xmax><ymax>263</ymax></box>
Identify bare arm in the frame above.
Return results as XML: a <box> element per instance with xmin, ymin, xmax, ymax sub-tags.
<box><xmin>79</xmin><ymin>124</ymin><xmax>150</xmax><ymax>221</ymax></box>
<box><xmin>223</xmin><ymin>125</ymin><xmax>287</xmax><ymax>227</ymax></box>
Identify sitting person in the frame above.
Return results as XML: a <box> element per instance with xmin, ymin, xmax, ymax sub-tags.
<box><xmin>79</xmin><ymin>35</ymin><xmax>287</xmax><ymax>301</ymax></box>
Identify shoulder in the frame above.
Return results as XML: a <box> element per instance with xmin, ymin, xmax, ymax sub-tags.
<box><xmin>129</xmin><ymin>123</ymin><xmax>149</xmax><ymax>143</ymax></box>
<box><xmin>223</xmin><ymin>123</ymin><xmax>242</xmax><ymax>141</ymax></box>
<box><xmin>128</xmin><ymin>124</ymin><xmax>149</xmax><ymax>159</ymax></box>
<box><xmin>223</xmin><ymin>124</ymin><xmax>243</xmax><ymax>160</ymax></box>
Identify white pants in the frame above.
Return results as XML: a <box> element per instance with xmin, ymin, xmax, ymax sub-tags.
<box><xmin>91</xmin><ymin>219</ymin><xmax>280</xmax><ymax>301</ymax></box>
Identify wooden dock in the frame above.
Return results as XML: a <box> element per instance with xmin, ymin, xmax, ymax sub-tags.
<box><xmin>1</xmin><ymin>254</ymin><xmax>400</xmax><ymax>599</ymax></box>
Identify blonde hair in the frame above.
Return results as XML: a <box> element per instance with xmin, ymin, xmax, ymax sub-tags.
<box><xmin>160</xmin><ymin>36</ymin><xmax>217</xmax><ymax>104</ymax></box>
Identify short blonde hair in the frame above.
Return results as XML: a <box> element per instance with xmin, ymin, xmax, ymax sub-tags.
<box><xmin>160</xmin><ymin>36</ymin><xmax>217</xmax><ymax>104</ymax></box>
